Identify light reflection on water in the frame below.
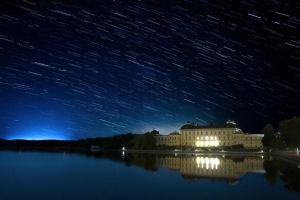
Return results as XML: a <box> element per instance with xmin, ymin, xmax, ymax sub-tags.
<box><xmin>0</xmin><ymin>150</ymin><xmax>299</xmax><ymax>200</ymax></box>
<box><xmin>156</xmin><ymin>154</ymin><xmax>264</xmax><ymax>185</ymax></box>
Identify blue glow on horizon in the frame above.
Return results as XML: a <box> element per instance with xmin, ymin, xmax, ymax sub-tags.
<box><xmin>6</xmin><ymin>129</ymin><xmax>69</xmax><ymax>140</ymax></box>
<box><xmin>7</xmin><ymin>135</ymin><xmax>68</xmax><ymax>140</ymax></box>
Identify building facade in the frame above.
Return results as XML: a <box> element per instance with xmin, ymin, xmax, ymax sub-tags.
<box><xmin>155</xmin><ymin>120</ymin><xmax>263</xmax><ymax>149</ymax></box>
<box><xmin>155</xmin><ymin>131</ymin><xmax>181</xmax><ymax>147</ymax></box>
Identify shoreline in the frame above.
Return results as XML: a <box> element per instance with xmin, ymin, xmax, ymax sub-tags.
<box><xmin>2</xmin><ymin>147</ymin><xmax>300</xmax><ymax>164</ymax></box>
<box><xmin>120</xmin><ymin>149</ymin><xmax>264</xmax><ymax>155</ymax></box>
<box><xmin>268</xmin><ymin>151</ymin><xmax>300</xmax><ymax>165</ymax></box>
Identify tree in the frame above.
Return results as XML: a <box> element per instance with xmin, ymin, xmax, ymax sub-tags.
<box><xmin>132</xmin><ymin>135</ymin><xmax>146</xmax><ymax>150</ymax></box>
<box><xmin>144</xmin><ymin>133</ymin><xmax>156</xmax><ymax>149</ymax></box>
<box><xmin>261</xmin><ymin>123</ymin><xmax>275</xmax><ymax>149</ymax></box>
<box><xmin>279</xmin><ymin>117</ymin><xmax>300</xmax><ymax>148</ymax></box>
<box><xmin>270</xmin><ymin>137</ymin><xmax>284</xmax><ymax>150</ymax></box>
<box><xmin>132</xmin><ymin>133</ymin><xmax>157</xmax><ymax>150</ymax></box>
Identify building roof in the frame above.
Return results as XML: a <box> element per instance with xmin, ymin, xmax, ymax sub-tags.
<box><xmin>249</xmin><ymin>134</ymin><xmax>264</xmax><ymax>137</ymax></box>
<box><xmin>180</xmin><ymin>120</ymin><xmax>238</xmax><ymax>130</ymax></box>
<box><xmin>150</xmin><ymin>128</ymin><xmax>159</xmax><ymax>134</ymax></box>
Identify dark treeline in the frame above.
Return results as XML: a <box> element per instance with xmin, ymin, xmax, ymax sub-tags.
<box><xmin>0</xmin><ymin>132</ymin><xmax>158</xmax><ymax>151</ymax></box>
<box><xmin>261</xmin><ymin>116</ymin><xmax>300</xmax><ymax>150</ymax></box>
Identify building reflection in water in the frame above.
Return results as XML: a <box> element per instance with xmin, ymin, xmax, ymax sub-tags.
<box><xmin>156</xmin><ymin>155</ymin><xmax>264</xmax><ymax>185</ymax></box>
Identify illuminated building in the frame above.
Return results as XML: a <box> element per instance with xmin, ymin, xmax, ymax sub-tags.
<box><xmin>155</xmin><ymin>120</ymin><xmax>263</xmax><ymax>148</ymax></box>
<box><xmin>155</xmin><ymin>131</ymin><xmax>181</xmax><ymax>147</ymax></box>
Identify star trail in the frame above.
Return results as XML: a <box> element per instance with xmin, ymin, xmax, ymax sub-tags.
<box><xmin>1</xmin><ymin>0</ymin><xmax>300</xmax><ymax>140</ymax></box>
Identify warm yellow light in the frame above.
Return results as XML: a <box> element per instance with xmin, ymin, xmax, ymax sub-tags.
<box><xmin>196</xmin><ymin>157</ymin><xmax>220</xmax><ymax>170</ymax></box>
<box><xmin>196</xmin><ymin>157</ymin><xmax>200</xmax><ymax>164</ymax></box>
<box><xmin>214</xmin><ymin>140</ymin><xmax>219</xmax><ymax>146</ymax></box>
<box><xmin>201</xmin><ymin>157</ymin><xmax>204</xmax><ymax>165</ymax></box>
<box><xmin>196</xmin><ymin>157</ymin><xmax>200</xmax><ymax>168</ymax></box>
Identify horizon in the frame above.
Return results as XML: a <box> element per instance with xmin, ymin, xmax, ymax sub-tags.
<box><xmin>0</xmin><ymin>118</ymin><xmax>286</xmax><ymax>141</ymax></box>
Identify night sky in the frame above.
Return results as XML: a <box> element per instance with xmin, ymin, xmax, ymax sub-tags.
<box><xmin>1</xmin><ymin>0</ymin><xmax>300</xmax><ymax>140</ymax></box>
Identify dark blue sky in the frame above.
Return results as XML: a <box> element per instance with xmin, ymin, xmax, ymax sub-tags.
<box><xmin>1</xmin><ymin>0</ymin><xmax>299</xmax><ymax>140</ymax></box>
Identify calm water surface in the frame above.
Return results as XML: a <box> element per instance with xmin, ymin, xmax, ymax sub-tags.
<box><xmin>0</xmin><ymin>150</ymin><xmax>300</xmax><ymax>200</ymax></box>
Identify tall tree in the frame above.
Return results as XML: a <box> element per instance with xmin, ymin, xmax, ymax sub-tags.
<box><xmin>270</xmin><ymin>137</ymin><xmax>284</xmax><ymax>150</ymax></box>
<box><xmin>132</xmin><ymin>133</ymin><xmax>157</xmax><ymax>150</ymax></box>
<box><xmin>279</xmin><ymin>117</ymin><xmax>300</xmax><ymax>148</ymax></box>
<box><xmin>261</xmin><ymin>123</ymin><xmax>275</xmax><ymax>148</ymax></box>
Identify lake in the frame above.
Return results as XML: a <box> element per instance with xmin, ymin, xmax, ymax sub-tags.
<box><xmin>0</xmin><ymin>150</ymin><xmax>300</xmax><ymax>200</ymax></box>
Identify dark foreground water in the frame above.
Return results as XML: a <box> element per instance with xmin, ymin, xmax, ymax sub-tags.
<box><xmin>1</xmin><ymin>150</ymin><xmax>300</xmax><ymax>200</ymax></box>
